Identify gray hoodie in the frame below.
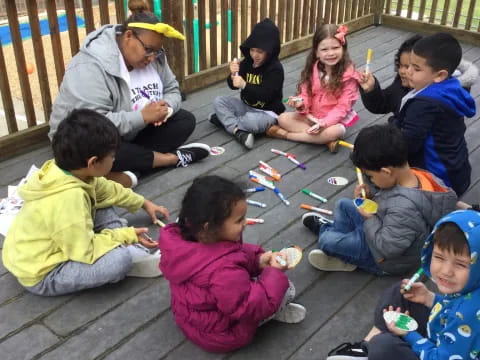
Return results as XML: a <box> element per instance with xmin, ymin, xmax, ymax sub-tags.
<box><xmin>48</xmin><ymin>25</ymin><xmax>182</xmax><ymax>141</ymax></box>
<box><xmin>364</xmin><ymin>169</ymin><xmax>457</xmax><ymax>275</ymax></box>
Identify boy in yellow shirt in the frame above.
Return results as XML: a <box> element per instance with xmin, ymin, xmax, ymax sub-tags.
<box><xmin>2</xmin><ymin>109</ymin><xmax>169</xmax><ymax>296</ymax></box>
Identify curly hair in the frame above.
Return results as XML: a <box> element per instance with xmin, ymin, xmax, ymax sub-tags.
<box><xmin>393</xmin><ymin>34</ymin><xmax>422</xmax><ymax>73</ymax></box>
<box><xmin>297</xmin><ymin>24</ymin><xmax>352</xmax><ymax>97</ymax></box>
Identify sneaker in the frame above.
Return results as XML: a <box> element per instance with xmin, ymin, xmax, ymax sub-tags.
<box><xmin>302</xmin><ymin>212</ymin><xmax>331</xmax><ymax>235</ymax></box>
<box><xmin>123</xmin><ymin>171</ymin><xmax>139</xmax><ymax>188</ymax></box>
<box><xmin>273</xmin><ymin>303</ymin><xmax>306</xmax><ymax>323</ymax></box>
<box><xmin>175</xmin><ymin>143</ymin><xmax>211</xmax><ymax>167</ymax></box>
<box><xmin>234</xmin><ymin>129</ymin><xmax>254</xmax><ymax>149</ymax></box>
<box><xmin>208</xmin><ymin>113</ymin><xmax>224</xmax><ymax>129</ymax></box>
<box><xmin>127</xmin><ymin>244</ymin><xmax>162</xmax><ymax>278</ymax></box>
<box><xmin>327</xmin><ymin>341</ymin><xmax>368</xmax><ymax>360</ymax></box>
<box><xmin>327</xmin><ymin>140</ymin><xmax>339</xmax><ymax>153</ymax></box>
<box><xmin>308</xmin><ymin>249</ymin><xmax>357</xmax><ymax>272</ymax></box>
<box><xmin>266</xmin><ymin>124</ymin><xmax>288</xmax><ymax>139</ymax></box>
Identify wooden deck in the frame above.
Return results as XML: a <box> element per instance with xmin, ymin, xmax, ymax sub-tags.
<box><xmin>0</xmin><ymin>25</ymin><xmax>479</xmax><ymax>359</ymax></box>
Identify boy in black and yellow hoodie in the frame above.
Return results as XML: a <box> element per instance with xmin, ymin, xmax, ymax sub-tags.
<box><xmin>210</xmin><ymin>18</ymin><xmax>285</xmax><ymax>149</ymax></box>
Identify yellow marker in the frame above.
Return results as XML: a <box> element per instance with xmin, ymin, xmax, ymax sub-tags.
<box><xmin>365</xmin><ymin>48</ymin><xmax>373</xmax><ymax>73</ymax></box>
<box><xmin>155</xmin><ymin>219</ymin><xmax>166</xmax><ymax>227</ymax></box>
<box><xmin>356</xmin><ymin>167</ymin><xmax>367</xmax><ymax>198</ymax></box>
<box><xmin>338</xmin><ymin>140</ymin><xmax>354</xmax><ymax>149</ymax></box>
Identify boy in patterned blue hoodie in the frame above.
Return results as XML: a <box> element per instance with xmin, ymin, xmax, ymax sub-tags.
<box><xmin>326</xmin><ymin>209</ymin><xmax>480</xmax><ymax>360</ymax></box>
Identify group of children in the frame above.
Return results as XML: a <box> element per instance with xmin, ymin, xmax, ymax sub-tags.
<box><xmin>2</xmin><ymin>15</ymin><xmax>480</xmax><ymax>359</ymax></box>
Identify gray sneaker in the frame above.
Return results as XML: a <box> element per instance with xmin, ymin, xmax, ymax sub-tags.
<box><xmin>272</xmin><ymin>303</ymin><xmax>306</xmax><ymax>323</ymax></box>
<box><xmin>127</xmin><ymin>245</ymin><xmax>162</xmax><ymax>278</ymax></box>
<box><xmin>308</xmin><ymin>249</ymin><xmax>357</xmax><ymax>272</ymax></box>
<box><xmin>234</xmin><ymin>130</ymin><xmax>254</xmax><ymax>149</ymax></box>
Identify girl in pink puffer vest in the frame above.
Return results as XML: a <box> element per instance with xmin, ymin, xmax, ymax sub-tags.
<box><xmin>159</xmin><ymin>175</ymin><xmax>306</xmax><ymax>353</ymax></box>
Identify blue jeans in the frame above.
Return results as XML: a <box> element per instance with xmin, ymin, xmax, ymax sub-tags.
<box><xmin>318</xmin><ymin>198</ymin><xmax>382</xmax><ymax>274</ymax></box>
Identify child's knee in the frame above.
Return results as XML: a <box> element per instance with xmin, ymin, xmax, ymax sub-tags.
<box><xmin>367</xmin><ymin>333</ymin><xmax>399</xmax><ymax>359</ymax></box>
<box><xmin>104</xmin><ymin>247</ymin><xmax>133</xmax><ymax>282</ymax></box>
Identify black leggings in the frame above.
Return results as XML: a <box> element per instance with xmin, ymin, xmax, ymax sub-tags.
<box><xmin>366</xmin><ymin>281</ymin><xmax>430</xmax><ymax>360</ymax></box>
<box><xmin>111</xmin><ymin>109</ymin><xmax>195</xmax><ymax>173</ymax></box>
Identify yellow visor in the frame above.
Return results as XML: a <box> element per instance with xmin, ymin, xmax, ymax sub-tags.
<box><xmin>128</xmin><ymin>22</ymin><xmax>185</xmax><ymax>40</ymax></box>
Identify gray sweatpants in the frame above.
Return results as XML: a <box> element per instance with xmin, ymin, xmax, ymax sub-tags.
<box><xmin>212</xmin><ymin>96</ymin><xmax>277</xmax><ymax>134</ymax></box>
<box><xmin>25</xmin><ymin>207</ymin><xmax>133</xmax><ymax>296</ymax></box>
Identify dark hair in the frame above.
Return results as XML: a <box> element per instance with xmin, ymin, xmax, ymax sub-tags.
<box><xmin>394</xmin><ymin>34</ymin><xmax>422</xmax><ymax>73</ymax></box>
<box><xmin>121</xmin><ymin>0</ymin><xmax>159</xmax><ymax>34</ymax></box>
<box><xmin>52</xmin><ymin>109</ymin><xmax>120</xmax><ymax>171</ymax></box>
<box><xmin>412</xmin><ymin>32</ymin><xmax>461</xmax><ymax>75</ymax></box>
<box><xmin>178</xmin><ymin>176</ymin><xmax>246</xmax><ymax>243</ymax></box>
<box><xmin>351</xmin><ymin>124</ymin><xmax>408</xmax><ymax>171</ymax></box>
<box><xmin>433</xmin><ymin>222</ymin><xmax>470</xmax><ymax>256</ymax></box>
<box><xmin>298</xmin><ymin>24</ymin><xmax>352</xmax><ymax>96</ymax></box>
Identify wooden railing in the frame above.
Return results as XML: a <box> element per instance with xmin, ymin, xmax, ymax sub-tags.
<box><xmin>1</xmin><ymin>0</ymin><xmax>478</xmax><ymax>158</ymax></box>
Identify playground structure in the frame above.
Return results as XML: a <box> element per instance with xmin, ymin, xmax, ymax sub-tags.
<box><xmin>0</xmin><ymin>0</ymin><xmax>479</xmax><ymax>157</ymax></box>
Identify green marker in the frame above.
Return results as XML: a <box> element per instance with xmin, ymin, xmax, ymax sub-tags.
<box><xmin>302</xmin><ymin>188</ymin><xmax>327</xmax><ymax>203</ymax></box>
<box><xmin>404</xmin><ymin>268</ymin><xmax>424</xmax><ymax>292</ymax></box>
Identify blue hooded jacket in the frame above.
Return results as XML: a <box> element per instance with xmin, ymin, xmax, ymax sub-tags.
<box><xmin>395</xmin><ymin>78</ymin><xmax>476</xmax><ymax>196</ymax></box>
<box><xmin>404</xmin><ymin>210</ymin><xmax>480</xmax><ymax>359</ymax></box>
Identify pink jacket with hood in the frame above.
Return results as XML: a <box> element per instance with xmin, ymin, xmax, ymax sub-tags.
<box><xmin>298</xmin><ymin>61</ymin><xmax>361</xmax><ymax>127</ymax></box>
<box><xmin>158</xmin><ymin>224</ymin><xmax>289</xmax><ymax>353</ymax></box>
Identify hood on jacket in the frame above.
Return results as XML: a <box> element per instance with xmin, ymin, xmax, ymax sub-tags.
<box><xmin>421</xmin><ymin>209</ymin><xmax>480</xmax><ymax>295</ymax></box>
<box><xmin>240</xmin><ymin>18</ymin><xmax>280</xmax><ymax>66</ymax></box>
<box><xmin>455</xmin><ymin>59</ymin><xmax>479</xmax><ymax>90</ymax></box>
<box><xmin>159</xmin><ymin>224</ymin><xmax>242</xmax><ymax>283</ymax></box>
<box><xmin>19</xmin><ymin>160</ymin><xmax>93</xmax><ymax>202</ymax></box>
<box><xmin>418</xmin><ymin>77</ymin><xmax>476</xmax><ymax>118</ymax></box>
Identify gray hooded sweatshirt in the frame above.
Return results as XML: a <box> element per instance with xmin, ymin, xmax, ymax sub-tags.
<box><xmin>48</xmin><ymin>25</ymin><xmax>182</xmax><ymax>141</ymax></box>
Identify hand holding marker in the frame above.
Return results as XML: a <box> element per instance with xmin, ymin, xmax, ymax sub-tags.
<box><xmin>403</xmin><ymin>268</ymin><xmax>424</xmax><ymax>292</ymax></box>
<box><xmin>365</xmin><ymin>48</ymin><xmax>373</xmax><ymax>74</ymax></box>
<box><xmin>356</xmin><ymin>167</ymin><xmax>367</xmax><ymax>198</ymax></box>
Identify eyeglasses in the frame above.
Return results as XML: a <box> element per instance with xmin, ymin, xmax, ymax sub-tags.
<box><xmin>132</xmin><ymin>31</ymin><xmax>162</xmax><ymax>57</ymax></box>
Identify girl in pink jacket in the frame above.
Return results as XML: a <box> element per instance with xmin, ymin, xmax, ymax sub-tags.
<box><xmin>267</xmin><ymin>24</ymin><xmax>361</xmax><ymax>152</ymax></box>
<box><xmin>158</xmin><ymin>175</ymin><xmax>305</xmax><ymax>353</ymax></box>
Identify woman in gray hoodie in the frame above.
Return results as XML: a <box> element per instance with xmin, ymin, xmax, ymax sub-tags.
<box><xmin>48</xmin><ymin>0</ymin><xmax>210</xmax><ymax>187</ymax></box>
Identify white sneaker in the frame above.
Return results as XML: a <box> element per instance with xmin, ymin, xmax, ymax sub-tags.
<box><xmin>273</xmin><ymin>303</ymin><xmax>306</xmax><ymax>323</ymax></box>
<box><xmin>127</xmin><ymin>244</ymin><xmax>162</xmax><ymax>278</ymax></box>
<box><xmin>123</xmin><ymin>171</ymin><xmax>138</xmax><ymax>188</ymax></box>
<box><xmin>308</xmin><ymin>249</ymin><xmax>357</xmax><ymax>272</ymax></box>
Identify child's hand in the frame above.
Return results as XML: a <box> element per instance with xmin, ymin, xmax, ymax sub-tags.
<box><xmin>287</xmin><ymin>97</ymin><xmax>304</xmax><ymax>109</ymax></box>
<box><xmin>143</xmin><ymin>199</ymin><xmax>170</xmax><ymax>224</ymax></box>
<box><xmin>354</xmin><ymin>184</ymin><xmax>371</xmax><ymax>199</ymax></box>
<box><xmin>384</xmin><ymin>306</ymin><xmax>409</xmax><ymax>337</ymax></box>
<box><xmin>359</xmin><ymin>72</ymin><xmax>375</xmax><ymax>92</ymax></box>
<box><xmin>230</xmin><ymin>59</ymin><xmax>240</xmax><ymax>74</ymax></box>
<box><xmin>232</xmin><ymin>75</ymin><xmax>246</xmax><ymax>89</ymax></box>
<box><xmin>400</xmin><ymin>279</ymin><xmax>435</xmax><ymax>307</ymax></box>
<box><xmin>270</xmin><ymin>252</ymin><xmax>288</xmax><ymax>271</ymax></box>
<box><xmin>259</xmin><ymin>251</ymin><xmax>273</xmax><ymax>269</ymax></box>
<box><xmin>134</xmin><ymin>227</ymin><xmax>158</xmax><ymax>248</ymax></box>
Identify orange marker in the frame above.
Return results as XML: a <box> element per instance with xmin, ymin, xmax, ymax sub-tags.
<box><xmin>301</xmin><ymin>204</ymin><xmax>333</xmax><ymax>216</ymax></box>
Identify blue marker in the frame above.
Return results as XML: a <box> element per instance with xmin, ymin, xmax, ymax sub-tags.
<box><xmin>247</xmin><ymin>199</ymin><xmax>267</xmax><ymax>208</ymax></box>
<box><xmin>245</xmin><ymin>187</ymin><xmax>265</xmax><ymax>193</ymax></box>
<box><xmin>274</xmin><ymin>188</ymin><xmax>290</xmax><ymax>206</ymax></box>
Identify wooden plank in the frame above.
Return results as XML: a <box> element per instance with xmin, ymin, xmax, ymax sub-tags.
<box><xmin>465</xmin><ymin>0</ymin><xmax>477</xmax><ymax>30</ymax></box>
<box><xmin>317</xmin><ymin>0</ymin><xmax>325</xmax><ymax>25</ymax></box>
<box><xmin>231</xmin><ymin>0</ymin><xmax>239</xmax><ymax>59</ymax></box>
<box><xmin>252</xmin><ymin>0</ymin><xmax>258</xmax><ymax>28</ymax></box>
<box><xmin>302</xmin><ymin>0</ymin><xmax>311</xmax><ymax>37</ymax></box>
<box><xmin>429</xmin><ymin>0</ymin><xmax>438</xmax><ymax>23</ymax></box>
<box><xmin>5</xmin><ymin>1</ymin><xmax>36</xmax><ymax>127</ymax></box>
<box><xmin>407</xmin><ymin>0</ymin><xmax>414</xmax><ymax>18</ymax></box>
<box><xmin>338</xmin><ymin>0</ymin><xmax>346</xmax><ymax>24</ymax></box>
<box><xmin>99</xmin><ymin>0</ymin><xmax>110</xmax><ymax>25</ymax></box>
<box><xmin>285</xmin><ymin>0</ymin><xmax>293</xmax><ymax>41</ymax></box>
<box><xmin>241</xmin><ymin>0</ymin><xmax>248</xmax><ymax>45</ymax></box>
<box><xmin>358</xmin><ymin>0</ymin><xmax>365</xmax><ymax>17</ymax></box>
<box><xmin>418</xmin><ymin>0</ymin><xmax>427</xmax><ymax>21</ymax></box>
<box><xmin>278</xmin><ymin>0</ymin><xmax>286</xmax><ymax>43</ymax></box>
<box><xmin>309</xmin><ymin>0</ymin><xmax>318</xmax><ymax>33</ymax></box>
<box><xmin>344</xmin><ymin>0</ymin><xmax>352</xmax><ymax>21</ymax></box>
<box><xmin>115</xmin><ymin>0</ymin><xmax>126</xmax><ymax>23</ymax></box>
<box><xmin>385</xmin><ymin>0</ymin><xmax>391</xmax><ymax>13</ymax></box>
<box><xmin>0</xmin><ymin>41</ymin><xmax>17</xmax><ymax>134</ymax></box>
<box><xmin>46</xmin><ymin>1</ymin><xmax>65</xmax><ymax>88</ymax></box>
<box><xmin>81</xmin><ymin>0</ymin><xmax>95</xmax><ymax>34</ymax></box>
<box><xmin>440</xmin><ymin>0</ymin><xmax>451</xmax><ymax>25</ymax></box>
<box><xmin>220</xmin><ymin>0</ymin><xmax>228</xmax><ymax>63</ymax></box>
<box><xmin>382</xmin><ymin>14</ymin><xmax>480</xmax><ymax>46</ymax></box>
<box><xmin>269</xmin><ymin>0</ymin><xmax>277</xmax><ymax>21</ymax></box>
<box><xmin>26</xmin><ymin>0</ymin><xmax>52</xmax><ymax>123</ymax></box>
<box><xmin>0</xmin><ymin>124</ymin><xmax>50</xmax><ymax>160</ymax></box>
<box><xmin>209</xmin><ymin>0</ymin><xmax>217</xmax><ymax>67</ymax></box>
<box><xmin>260</xmin><ymin>0</ymin><xmax>268</xmax><ymax>20</ymax></box>
<box><xmin>293</xmin><ymin>0</ymin><xmax>301</xmax><ymax>39</ymax></box>
<box><xmin>350</xmin><ymin>0</ymin><xmax>357</xmax><ymax>20</ymax></box>
<box><xmin>395</xmin><ymin>0</ymin><xmax>403</xmax><ymax>16</ymax></box>
<box><xmin>331</xmin><ymin>0</ymin><xmax>338</xmax><ymax>23</ymax></box>
<box><xmin>64</xmin><ymin>0</ymin><xmax>80</xmax><ymax>56</ymax></box>
<box><xmin>185</xmin><ymin>0</ymin><xmax>194</xmax><ymax>74</ymax></box>
<box><xmin>452</xmin><ymin>0</ymin><xmax>464</xmax><ymax>28</ymax></box>
<box><xmin>162</xmin><ymin>0</ymin><xmax>185</xmax><ymax>84</ymax></box>
<box><xmin>363</xmin><ymin>0</ymin><xmax>371</xmax><ymax>14</ymax></box>
<box><xmin>198</xmin><ymin>0</ymin><xmax>207</xmax><ymax>71</ymax></box>
<box><xmin>325</xmin><ymin>0</ymin><xmax>332</xmax><ymax>23</ymax></box>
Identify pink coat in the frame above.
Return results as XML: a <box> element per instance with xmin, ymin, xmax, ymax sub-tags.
<box><xmin>158</xmin><ymin>224</ymin><xmax>289</xmax><ymax>353</ymax></box>
<box><xmin>298</xmin><ymin>62</ymin><xmax>361</xmax><ymax>127</ymax></box>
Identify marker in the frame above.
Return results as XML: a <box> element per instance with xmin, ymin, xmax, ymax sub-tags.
<box><xmin>259</xmin><ymin>161</ymin><xmax>281</xmax><ymax>181</ymax></box>
<box><xmin>141</xmin><ymin>233</ymin><xmax>153</xmax><ymax>241</ymax></box>
<box><xmin>356</xmin><ymin>167</ymin><xmax>367</xmax><ymax>198</ymax></box>
<box><xmin>250</xmin><ymin>175</ymin><xmax>275</xmax><ymax>190</ymax></box>
<box><xmin>338</xmin><ymin>140</ymin><xmax>354</xmax><ymax>149</ymax></box>
<box><xmin>155</xmin><ymin>219</ymin><xmax>166</xmax><ymax>227</ymax></box>
<box><xmin>365</xmin><ymin>48</ymin><xmax>373</xmax><ymax>74</ymax></box>
<box><xmin>302</xmin><ymin>188</ymin><xmax>327</xmax><ymax>203</ymax></box>
<box><xmin>274</xmin><ymin>188</ymin><xmax>290</xmax><ymax>206</ymax></box>
<box><xmin>246</xmin><ymin>218</ymin><xmax>264</xmax><ymax>224</ymax></box>
<box><xmin>245</xmin><ymin>187</ymin><xmax>265</xmax><ymax>193</ymax></box>
<box><xmin>403</xmin><ymin>268</ymin><xmax>424</xmax><ymax>292</ymax></box>
<box><xmin>282</xmin><ymin>96</ymin><xmax>303</xmax><ymax>103</ymax></box>
<box><xmin>247</xmin><ymin>199</ymin><xmax>267</xmax><ymax>208</ymax></box>
<box><xmin>271</xmin><ymin>148</ymin><xmax>306</xmax><ymax>170</ymax></box>
<box><xmin>249</xmin><ymin>170</ymin><xmax>275</xmax><ymax>183</ymax></box>
<box><xmin>301</xmin><ymin>203</ymin><xmax>333</xmax><ymax>216</ymax></box>
<box><xmin>233</xmin><ymin>57</ymin><xmax>239</xmax><ymax>76</ymax></box>
<box><xmin>275</xmin><ymin>255</ymin><xmax>287</xmax><ymax>266</ymax></box>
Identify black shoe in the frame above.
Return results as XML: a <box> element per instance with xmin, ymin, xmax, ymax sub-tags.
<box><xmin>208</xmin><ymin>113</ymin><xmax>224</xmax><ymax>129</ymax></box>
<box><xmin>175</xmin><ymin>143</ymin><xmax>211</xmax><ymax>167</ymax></box>
<box><xmin>234</xmin><ymin>130</ymin><xmax>254</xmax><ymax>149</ymax></box>
<box><xmin>301</xmin><ymin>212</ymin><xmax>330</xmax><ymax>235</ymax></box>
<box><xmin>327</xmin><ymin>342</ymin><xmax>368</xmax><ymax>359</ymax></box>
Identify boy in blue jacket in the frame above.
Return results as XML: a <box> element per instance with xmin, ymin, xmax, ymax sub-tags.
<box><xmin>394</xmin><ymin>33</ymin><xmax>476</xmax><ymax>196</ymax></box>
<box><xmin>326</xmin><ymin>209</ymin><xmax>480</xmax><ymax>359</ymax></box>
